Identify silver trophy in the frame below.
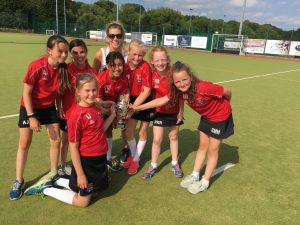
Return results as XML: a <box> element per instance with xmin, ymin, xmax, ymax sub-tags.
<box><xmin>117</xmin><ymin>95</ymin><xmax>127</xmax><ymax>129</ymax></box>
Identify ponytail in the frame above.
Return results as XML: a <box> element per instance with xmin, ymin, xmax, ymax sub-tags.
<box><xmin>58</xmin><ymin>62</ymin><xmax>71</xmax><ymax>94</ymax></box>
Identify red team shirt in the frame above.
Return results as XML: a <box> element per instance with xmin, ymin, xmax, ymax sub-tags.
<box><xmin>129</xmin><ymin>60</ymin><xmax>152</xmax><ymax>97</ymax></box>
<box><xmin>21</xmin><ymin>56</ymin><xmax>59</xmax><ymax>108</ymax></box>
<box><xmin>62</xmin><ymin>62</ymin><xmax>96</xmax><ymax>119</ymax></box>
<box><xmin>182</xmin><ymin>81</ymin><xmax>232</xmax><ymax>122</ymax></box>
<box><xmin>152</xmin><ymin>70</ymin><xmax>179</xmax><ymax>114</ymax></box>
<box><xmin>97</xmin><ymin>69</ymin><xmax>128</xmax><ymax>102</ymax></box>
<box><xmin>68</xmin><ymin>104</ymin><xmax>108</xmax><ymax>157</ymax></box>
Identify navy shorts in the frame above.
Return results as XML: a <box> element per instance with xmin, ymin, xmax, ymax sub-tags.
<box><xmin>69</xmin><ymin>154</ymin><xmax>108</xmax><ymax>196</ymax></box>
<box><xmin>129</xmin><ymin>96</ymin><xmax>155</xmax><ymax>122</ymax></box>
<box><xmin>18</xmin><ymin>105</ymin><xmax>59</xmax><ymax>128</ymax></box>
<box><xmin>153</xmin><ymin>112</ymin><xmax>184</xmax><ymax>127</ymax></box>
<box><xmin>59</xmin><ymin>119</ymin><xmax>68</xmax><ymax>132</ymax></box>
<box><xmin>198</xmin><ymin>114</ymin><xmax>234</xmax><ymax>140</ymax></box>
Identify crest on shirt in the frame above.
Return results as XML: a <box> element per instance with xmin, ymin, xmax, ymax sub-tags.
<box><xmin>105</xmin><ymin>85</ymin><xmax>111</xmax><ymax>93</ymax></box>
<box><xmin>42</xmin><ymin>69</ymin><xmax>48</xmax><ymax>80</ymax></box>
<box><xmin>154</xmin><ymin>79</ymin><xmax>160</xmax><ymax>88</ymax></box>
<box><xmin>197</xmin><ymin>98</ymin><xmax>204</xmax><ymax>105</ymax></box>
<box><xmin>136</xmin><ymin>74</ymin><xmax>141</xmax><ymax>83</ymax></box>
<box><xmin>182</xmin><ymin>94</ymin><xmax>189</xmax><ymax>100</ymax></box>
<box><xmin>85</xmin><ymin>113</ymin><xmax>95</xmax><ymax>125</ymax></box>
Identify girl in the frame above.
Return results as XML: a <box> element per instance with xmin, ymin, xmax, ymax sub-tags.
<box><xmin>171</xmin><ymin>62</ymin><xmax>234</xmax><ymax>194</ymax></box>
<box><xmin>57</xmin><ymin>39</ymin><xmax>96</xmax><ymax>178</ymax></box>
<box><xmin>9</xmin><ymin>35</ymin><xmax>69</xmax><ymax>200</ymax></box>
<box><xmin>25</xmin><ymin>74</ymin><xmax>116</xmax><ymax>208</ymax></box>
<box><xmin>97</xmin><ymin>51</ymin><xmax>129</xmax><ymax>172</ymax></box>
<box><xmin>128</xmin><ymin>46</ymin><xmax>184</xmax><ymax>180</ymax></box>
<box><xmin>123</xmin><ymin>40</ymin><xmax>153</xmax><ymax>175</ymax></box>
<box><xmin>93</xmin><ymin>21</ymin><xmax>130</xmax><ymax>163</ymax></box>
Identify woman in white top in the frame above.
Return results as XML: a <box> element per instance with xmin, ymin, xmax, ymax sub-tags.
<box><xmin>93</xmin><ymin>21</ymin><xmax>126</xmax><ymax>73</ymax></box>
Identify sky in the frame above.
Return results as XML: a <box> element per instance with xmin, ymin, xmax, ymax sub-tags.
<box><xmin>76</xmin><ymin>0</ymin><xmax>300</xmax><ymax>31</ymax></box>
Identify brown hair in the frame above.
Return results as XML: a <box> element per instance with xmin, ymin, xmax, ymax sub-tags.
<box><xmin>105</xmin><ymin>21</ymin><xmax>125</xmax><ymax>37</ymax></box>
<box><xmin>47</xmin><ymin>35</ymin><xmax>71</xmax><ymax>94</ymax></box>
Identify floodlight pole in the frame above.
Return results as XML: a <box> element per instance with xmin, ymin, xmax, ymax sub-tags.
<box><xmin>189</xmin><ymin>8</ymin><xmax>193</xmax><ymax>33</ymax></box>
<box><xmin>116</xmin><ymin>0</ymin><xmax>119</xmax><ymax>21</ymax></box>
<box><xmin>238</xmin><ymin>0</ymin><xmax>247</xmax><ymax>35</ymax></box>
<box><xmin>64</xmin><ymin>0</ymin><xmax>66</xmax><ymax>35</ymax></box>
<box><xmin>56</xmin><ymin>0</ymin><xmax>58</xmax><ymax>34</ymax></box>
<box><xmin>139</xmin><ymin>4</ymin><xmax>141</xmax><ymax>32</ymax></box>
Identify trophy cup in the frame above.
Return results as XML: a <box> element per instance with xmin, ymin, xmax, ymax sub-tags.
<box><xmin>117</xmin><ymin>95</ymin><xmax>127</xmax><ymax>129</ymax></box>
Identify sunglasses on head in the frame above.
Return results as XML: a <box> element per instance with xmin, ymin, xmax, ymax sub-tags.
<box><xmin>107</xmin><ymin>33</ymin><xmax>123</xmax><ymax>39</ymax></box>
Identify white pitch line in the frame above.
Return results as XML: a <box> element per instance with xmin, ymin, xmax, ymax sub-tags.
<box><xmin>212</xmin><ymin>163</ymin><xmax>235</xmax><ymax>177</ymax></box>
<box><xmin>0</xmin><ymin>114</ymin><xmax>19</xmax><ymax>120</ymax></box>
<box><xmin>215</xmin><ymin>68</ymin><xmax>300</xmax><ymax>84</ymax></box>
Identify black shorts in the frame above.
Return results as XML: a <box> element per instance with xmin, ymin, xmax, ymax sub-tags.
<box><xmin>59</xmin><ymin>119</ymin><xmax>68</xmax><ymax>132</ymax></box>
<box><xmin>18</xmin><ymin>105</ymin><xmax>59</xmax><ymax>128</ymax></box>
<box><xmin>129</xmin><ymin>96</ymin><xmax>155</xmax><ymax>122</ymax></box>
<box><xmin>198</xmin><ymin>114</ymin><xmax>234</xmax><ymax>140</ymax></box>
<box><xmin>153</xmin><ymin>112</ymin><xmax>184</xmax><ymax>127</ymax></box>
<box><xmin>69</xmin><ymin>154</ymin><xmax>108</xmax><ymax>196</ymax></box>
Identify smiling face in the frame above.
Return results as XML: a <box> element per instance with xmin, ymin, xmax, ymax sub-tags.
<box><xmin>151</xmin><ymin>50</ymin><xmax>169</xmax><ymax>75</ymax></box>
<box><xmin>172</xmin><ymin>70</ymin><xmax>192</xmax><ymax>93</ymax></box>
<box><xmin>108</xmin><ymin>58</ymin><xmax>124</xmax><ymax>79</ymax></box>
<box><xmin>76</xmin><ymin>81</ymin><xmax>98</xmax><ymax>107</ymax></box>
<box><xmin>107</xmin><ymin>27</ymin><xmax>124</xmax><ymax>50</ymax></box>
<box><xmin>47</xmin><ymin>42</ymin><xmax>69</xmax><ymax>67</ymax></box>
<box><xmin>128</xmin><ymin>46</ymin><xmax>145</xmax><ymax>67</ymax></box>
<box><xmin>70</xmin><ymin>45</ymin><xmax>87</xmax><ymax>67</ymax></box>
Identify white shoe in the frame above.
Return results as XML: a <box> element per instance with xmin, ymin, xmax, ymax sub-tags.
<box><xmin>180</xmin><ymin>174</ymin><xmax>199</xmax><ymax>189</ymax></box>
<box><xmin>187</xmin><ymin>178</ymin><xmax>209</xmax><ymax>194</ymax></box>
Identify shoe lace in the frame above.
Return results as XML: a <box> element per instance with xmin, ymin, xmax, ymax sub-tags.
<box><xmin>12</xmin><ymin>181</ymin><xmax>22</xmax><ymax>191</ymax></box>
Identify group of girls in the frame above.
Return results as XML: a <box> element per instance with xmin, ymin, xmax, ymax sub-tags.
<box><xmin>9</xmin><ymin>21</ymin><xmax>234</xmax><ymax>207</ymax></box>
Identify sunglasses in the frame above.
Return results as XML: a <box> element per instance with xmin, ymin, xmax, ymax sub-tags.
<box><xmin>107</xmin><ymin>33</ymin><xmax>123</xmax><ymax>39</ymax></box>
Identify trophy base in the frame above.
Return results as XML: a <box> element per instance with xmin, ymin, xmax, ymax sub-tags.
<box><xmin>117</xmin><ymin>123</ymin><xmax>125</xmax><ymax>129</ymax></box>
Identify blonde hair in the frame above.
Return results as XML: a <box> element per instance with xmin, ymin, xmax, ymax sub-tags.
<box><xmin>128</xmin><ymin>39</ymin><xmax>146</xmax><ymax>55</ymax></box>
<box><xmin>149</xmin><ymin>46</ymin><xmax>171</xmax><ymax>71</ymax></box>
<box><xmin>75</xmin><ymin>74</ymin><xmax>98</xmax><ymax>102</ymax></box>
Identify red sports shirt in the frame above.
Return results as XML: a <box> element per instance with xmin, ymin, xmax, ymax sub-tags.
<box><xmin>97</xmin><ymin>69</ymin><xmax>128</xmax><ymax>102</ymax></box>
<box><xmin>182</xmin><ymin>81</ymin><xmax>232</xmax><ymax>122</ymax></box>
<box><xmin>128</xmin><ymin>60</ymin><xmax>151</xmax><ymax>97</ymax></box>
<box><xmin>152</xmin><ymin>70</ymin><xmax>179</xmax><ymax>114</ymax></box>
<box><xmin>62</xmin><ymin>62</ymin><xmax>96</xmax><ymax>119</ymax></box>
<box><xmin>21</xmin><ymin>56</ymin><xmax>59</xmax><ymax>108</ymax></box>
<box><xmin>67</xmin><ymin>104</ymin><xmax>108</xmax><ymax>157</ymax></box>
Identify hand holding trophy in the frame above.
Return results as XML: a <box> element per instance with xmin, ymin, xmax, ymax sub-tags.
<box><xmin>116</xmin><ymin>95</ymin><xmax>127</xmax><ymax>129</ymax></box>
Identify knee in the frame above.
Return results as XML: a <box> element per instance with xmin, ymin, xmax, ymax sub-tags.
<box><xmin>50</xmin><ymin>136</ymin><xmax>61</xmax><ymax>146</ymax></box>
<box><xmin>168</xmin><ymin>133</ymin><xmax>178</xmax><ymax>142</ymax></box>
<box><xmin>138</xmin><ymin>129</ymin><xmax>147</xmax><ymax>139</ymax></box>
<box><xmin>76</xmin><ymin>198</ymin><xmax>90</xmax><ymax>208</ymax></box>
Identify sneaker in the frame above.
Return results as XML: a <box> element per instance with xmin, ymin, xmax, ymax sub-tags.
<box><xmin>107</xmin><ymin>158</ymin><xmax>121</xmax><ymax>171</ymax></box>
<box><xmin>9</xmin><ymin>179</ymin><xmax>25</xmax><ymax>200</ymax></box>
<box><xmin>187</xmin><ymin>178</ymin><xmax>209</xmax><ymax>194</ymax></box>
<box><xmin>24</xmin><ymin>181</ymin><xmax>53</xmax><ymax>197</ymax></box>
<box><xmin>122</xmin><ymin>155</ymin><xmax>133</xmax><ymax>168</ymax></box>
<box><xmin>171</xmin><ymin>163</ymin><xmax>184</xmax><ymax>178</ymax></box>
<box><xmin>57</xmin><ymin>165</ymin><xmax>71</xmax><ymax>179</ymax></box>
<box><xmin>37</xmin><ymin>170</ymin><xmax>57</xmax><ymax>186</ymax></box>
<box><xmin>180</xmin><ymin>174</ymin><xmax>199</xmax><ymax>189</ymax></box>
<box><xmin>142</xmin><ymin>165</ymin><xmax>157</xmax><ymax>180</ymax></box>
<box><xmin>120</xmin><ymin>148</ymin><xmax>130</xmax><ymax>163</ymax></box>
<box><xmin>128</xmin><ymin>161</ymin><xmax>139</xmax><ymax>175</ymax></box>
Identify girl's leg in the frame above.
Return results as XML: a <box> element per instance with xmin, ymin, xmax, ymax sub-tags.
<box><xmin>105</xmin><ymin>127</ymin><xmax>113</xmax><ymax>160</ymax></box>
<box><xmin>202</xmin><ymin>137</ymin><xmax>222</xmax><ymax>181</ymax></box>
<box><xmin>193</xmin><ymin>131</ymin><xmax>210</xmax><ymax>173</ymax></box>
<box><xmin>134</xmin><ymin>121</ymin><xmax>150</xmax><ymax>161</ymax></box>
<box><xmin>60</xmin><ymin>130</ymin><xmax>69</xmax><ymax>166</ymax></box>
<box><xmin>45</xmin><ymin>123</ymin><xmax>61</xmax><ymax>173</ymax></box>
<box><xmin>151</xmin><ymin>126</ymin><xmax>164</xmax><ymax>166</ymax></box>
<box><xmin>125</xmin><ymin>118</ymin><xmax>138</xmax><ymax>157</ymax></box>
<box><xmin>16</xmin><ymin>128</ymin><xmax>33</xmax><ymax>180</ymax></box>
<box><xmin>169</xmin><ymin>126</ymin><xmax>179</xmax><ymax>163</ymax></box>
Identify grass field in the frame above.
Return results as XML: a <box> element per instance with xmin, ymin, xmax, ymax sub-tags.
<box><xmin>0</xmin><ymin>32</ymin><xmax>300</xmax><ymax>225</ymax></box>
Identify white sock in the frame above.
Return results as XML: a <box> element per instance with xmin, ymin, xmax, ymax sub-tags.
<box><xmin>192</xmin><ymin>171</ymin><xmax>200</xmax><ymax>180</ymax></box>
<box><xmin>171</xmin><ymin>160</ymin><xmax>178</xmax><ymax>166</ymax></box>
<box><xmin>127</xmin><ymin>138</ymin><xmax>137</xmax><ymax>158</ymax></box>
<box><xmin>151</xmin><ymin>162</ymin><xmax>157</xmax><ymax>169</ymax></box>
<box><xmin>134</xmin><ymin>140</ymin><xmax>146</xmax><ymax>161</ymax></box>
<box><xmin>106</xmin><ymin>138</ymin><xmax>113</xmax><ymax>160</ymax></box>
<box><xmin>43</xmin><ymin>187</ymin><xmax>75</xmax><ymax>205</ymax></box>
<box><xmin>201</xmin><ymin>177</ymin><xmax>210</xmax><ymax>186</ymax></box>
<box><xmin>54</xmin><ymin>178</ymin><xmax>71</xmax><ymax>190</ymax></box>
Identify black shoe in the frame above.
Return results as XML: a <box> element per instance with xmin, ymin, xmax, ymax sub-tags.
<box><xmin>120</xmin><ymin>148</ymin><xmax>130</xmax><ymax>163</ymax></box>
<box><xmin>107</xmin><ymin>158</ymin><xmax>121</xmax><ymax>172</ymax></box>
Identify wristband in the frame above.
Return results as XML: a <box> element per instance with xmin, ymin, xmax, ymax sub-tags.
<box><xmin>27</xmin><ymin>113</ymin><xmax>35</xmax><ymax>118</ymax></box>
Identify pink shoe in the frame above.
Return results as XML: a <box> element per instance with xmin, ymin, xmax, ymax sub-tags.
<box><xmin>128</xmin><ymin>161</ymin><xmax>139</xmax><ymax>175</ymax></box>
<box><xmin>122</xmin><ymin>156</ymin><xmax>133</xmax><ymax>168</ymax></box>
